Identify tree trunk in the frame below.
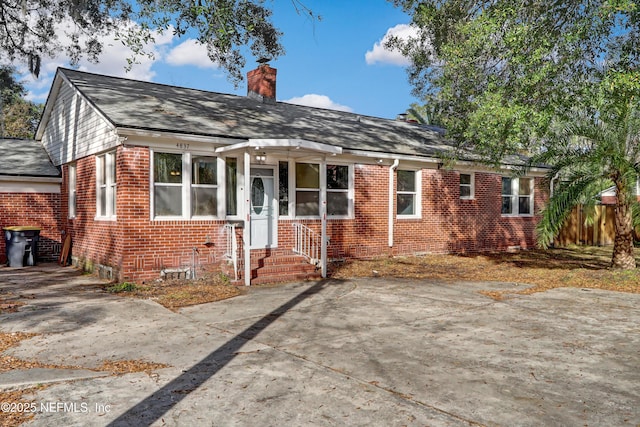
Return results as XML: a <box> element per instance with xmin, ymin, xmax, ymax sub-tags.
<box><xmin>612</xmin><ymin>195</ymin><xmax>636</xmax><ymax>269</ymax></box>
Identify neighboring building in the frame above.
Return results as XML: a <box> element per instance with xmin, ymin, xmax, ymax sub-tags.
<box><xmin>5</xmin><ymin>65</ymin><xmax>549</xmax><ymax>284</ymax></box>
<box><xmin>0</xmin><ymin>138</ymin><xmax>62</xmax><ymax>262</ymax></box>
<box><xmin>599</xmin><ymin>182</ymin><xmax>640</xmax><ymax>205</ymax></box>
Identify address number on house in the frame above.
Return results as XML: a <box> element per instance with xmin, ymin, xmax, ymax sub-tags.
<box><xmin>176</xmin><ymin>143</ymin><xmax>190</xmax><ymax>150</ymax></box>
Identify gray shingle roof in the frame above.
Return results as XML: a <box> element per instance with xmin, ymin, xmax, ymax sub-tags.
<box><xmin>0</xmin><ymin>138</ymin><xmax>60</xmax><ymax>178</ymax></box>
<box><xmin>59</xmin><ymin>68</ymin><xmax>463</xmax><ymax>160</ymax></box>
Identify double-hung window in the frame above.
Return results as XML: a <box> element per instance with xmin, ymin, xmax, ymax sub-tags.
<box><xmin>153</xmin><ymin>152</ymin><xmax>220</xmax><ymax>218</ymax></box>
<box><xmin>295</xmin><ymin>163</ymin><xmax>320</xmax><ymax>216</ymax></box>
<box><xmin>154</xmin><ymin>153</ymin><xmax>183</xmax><ymax>217</ymax></box>
<box><xmin>68</xmin><ymin>163</ymin><xmax>76</xmax><ymax>218</ymax></box>
<box><xmin>287</xmin><ymin>162</ymin><xmax>353</xmax><ymax>217</ymax></box>
<box><xmin>502</xmin><ymin>177</ymin><xmax>533</xmax><ymax>216</ymax></box>
<box><xmin>191</xmin><ymin>156</ymin><xmax>217</xmax><ymax>217</ymax></box>
<box><xmin>326</xmin><ymin>164</ymin><xmax>350</xmax><ymax>216</ymax></box>
<box><xmin>460</xmin><ymin>173</ymin><xmax>474</xmax><ymax>199</ymax></box>
<box><xmin>397</xmin><ymin>169</ymin><xmax>420</xmax><ymax>218</ymax></box>
<box><xmin>96</xmin><ymin>152</ymin><xmax>116</xmax><ymax>219</ymax></box>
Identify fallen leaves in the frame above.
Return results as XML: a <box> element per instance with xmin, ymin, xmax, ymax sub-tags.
<box><xmin>0</xmin><ymin>332</ymin><xmax>171</xmax><ymax>426</ymax></box>
<box><xmin>331</xmin><ymin>246</ymin><xmax>640</xmax><ymax>299</ymax></box>
<box><xmin>0</xmin><ymin>386</ymin><xmax>46</xmax><ymax>427</ymax></box>
<box><xmin>1</xmin><ymin>332</ymin><xmax>170</xmax><ymax>376</ymax></box>
<box><xmin>105</xmin><ymin>273</ymin><xmax>242</xmax><ymax>311</ymax></box>
<box><xmin>96</xmin><ymin>359</ymin><xmax>169</xmax><ymax>375</ymax></box>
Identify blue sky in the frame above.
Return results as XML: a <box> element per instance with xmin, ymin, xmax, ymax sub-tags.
<box><xmin>21</xmin><ymin>1</ymin><xmax>420</xmax><ymax>119</ymax></box>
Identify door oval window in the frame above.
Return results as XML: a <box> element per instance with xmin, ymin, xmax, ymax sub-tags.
<box><xmin>251</xmin><ymin>177</ymin><xmax>264</xmax><ymax>215</ymax></box>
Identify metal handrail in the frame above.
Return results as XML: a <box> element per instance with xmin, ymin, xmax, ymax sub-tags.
<box><xmin>223</xmin><ymin>223</ymin><xmax>239</xmax><ymax>280</ymax></box>
<box><xmin>292</xmin><ymin>223</ymin><xmax>321</xmax><ymax>266</ymax></box>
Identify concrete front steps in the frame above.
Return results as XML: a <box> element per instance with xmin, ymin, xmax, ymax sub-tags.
<box><xmin>228</xmin><ymin>248</ymin><xmax>322</xmax><ymax>286</ymax></box>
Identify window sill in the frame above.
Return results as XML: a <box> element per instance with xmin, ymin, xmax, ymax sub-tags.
<box><xmin>153</xmin><ymin>216</ymin><xmax>222</xmax><ymax>221</ymax></box>
<box><xmin>397</xmin><ymin>215</ymin><xmax>422</xmax><ymax>220</ymax></box>
<box><xmin>94</xmin><ymin>216</ymin><xmax>117</xmax><ymax>222</ymax></box>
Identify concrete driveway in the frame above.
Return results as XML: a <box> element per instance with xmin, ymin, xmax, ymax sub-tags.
<box><xmin>0</xmin><ymin>264</ymin><xmax>638</xmax><ymax>426</ymax></box>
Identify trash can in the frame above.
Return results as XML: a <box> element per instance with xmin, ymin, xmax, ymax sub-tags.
<box><xmin>4</xmin><ymin>226</ymin><xmax>40</xmax><ymax>267</ymax></box>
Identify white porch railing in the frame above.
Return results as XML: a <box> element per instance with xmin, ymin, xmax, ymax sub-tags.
<box><xmin>292</xmin><ymin>223</ymin><xmax>321</xmax><ymax>266</ymax></box>
<box><xmin>223</xmin><ymin>223</ymin><xmax>239</xmax><ymax>281</ymax></box>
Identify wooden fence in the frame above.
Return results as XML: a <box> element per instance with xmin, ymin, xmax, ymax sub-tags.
<box><xmin>555</xmin><ymin>205</ymin><xmax>616</xmax><ymax>247</ymax></box>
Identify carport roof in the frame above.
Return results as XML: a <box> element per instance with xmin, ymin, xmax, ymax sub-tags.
<box><xmin>0</xmin><ymin>138</ymin><xmax>60</xmax><ymax>178</ymax></box>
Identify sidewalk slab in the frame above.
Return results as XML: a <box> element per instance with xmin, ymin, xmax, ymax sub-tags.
<box><xmin>0</xmin><ymin>368</ymin><xmax>110</xmax><ymax>391</ymax></box>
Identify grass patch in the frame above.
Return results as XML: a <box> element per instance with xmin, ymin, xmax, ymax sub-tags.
<box><xmin>331</xmin><ymin>246</ymin><xmax>640</xmax><ymax>299</ymax></box>
<box><xmin>106</xmin><ymin>282</ymin><xmax>139</xmax><ymax>293</ymax></box>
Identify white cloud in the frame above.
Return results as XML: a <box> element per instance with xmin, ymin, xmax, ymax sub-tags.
<box><xmin>284</xmin><ymin>94</ymin><xmax>353</xmax><ymax>112</ymax></box>
<box><xmin>365</xmin><ymin>24</ymin><xmax>418</xmax><ymax>66</ymax></box>
<box><xmin>22</xmin><ymin>19</ymin><xmax>175</xmax><ymax>102</ymax></box>
<box><xmin>165</xmin><ymin>39</ymin><xmax>218</xmax><ymax>69</ymax></box>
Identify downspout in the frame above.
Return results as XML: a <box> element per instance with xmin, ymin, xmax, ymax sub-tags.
<box><xmin>550</xmin><ymin>171</ymin><xmax>560</xmax><ymax>197</ymax></box>
<box><xmin>388</xmin><ymin>159</ymin><xmax>400</xmax><ymax>248</ymax></box>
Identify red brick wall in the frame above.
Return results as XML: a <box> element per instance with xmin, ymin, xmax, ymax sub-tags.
<box><xmin>64</xmin><ymin>147</ymin><xmax>548</xmax><ymax>282</ymax></box>
<box><xmin>600</xmin><ymin>194</ymin><xmax>640</xmax><ymax>205</ymax></box>
<box><xmin>64</xmin><ymin>146</ymin><xmax>230</xmax><ymax>282</ymax></box>
<box><xmin>0</xmin><ymin>192</ymin><xmax>62</xmax><ymax>263</ymax></box>
<box><xmin>278</xmin><ymin>166</ymin><xmax>547</xmax><ymax>261</ymax></box>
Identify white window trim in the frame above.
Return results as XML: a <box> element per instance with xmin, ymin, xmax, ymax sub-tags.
<box><xmin>397</xmin><ymin>169</ymin><xmax>422</xmax><ymax>219</ymax></box>
<box><xmin>290</xmin><ymin>161</ymin><xmax>355</xmax><ymax>219</ymax></box>
<box><xmin>294</xmin><ymin>161</ymin><xmax>321</xmax><ymax>219</ymax></box>
<box><xmin>96</xmin><ymin>151</ymin><xmax>116</xmax><ymax>220</ymax></box>
<box><xmin>326</xmin><ymin>163</ymin><xmax>354</xmax><ymax>219</ymax></box>
<box><xmin>191</xmin><ymin>155</ymin><xmax>223</xmax><ymax>219</ymax></box>
<box><xmin>502</xmin><ymin>176</ymin><xmax>534</xmax><ymax>217</ymax></box>
<box><xmin>224</xmin><ymin>156</ymin><xmax>241</xmax><ymax>220</ymax></box>
<box><xmin>68</xmin><ymin>163</ymin><xmax>76</xmax><ymax>219</ymax></box>
<box><xmin>460</xmin><ymin>172</ymin><xmax>475</xmax><ymax>200</ymax></box>
<box><xmin>151</xmin><ymin>150</ymin><xmax>223</xmax><ymax>220</ymax></box>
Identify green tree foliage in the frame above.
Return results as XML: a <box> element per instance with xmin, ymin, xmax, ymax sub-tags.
<box><xmin>532</xmin><ymin>91</ymin><xmax>640</xmax><ymax>269</ymax></box>
<box><xmin>392</xmin><ymin>0</ymin><xmax>640</xmax><ymax>268</ymax></box>
<box><xmin>0</xmin><ymin>65</ymin><xmax>42</xmax><ymax>138</ymax></box>
<box><xmin>0</xmin><ymin>0</ymin><xmax>316</xmax><ymax>85</ymax></box>
<box><xmin>390</xmin><ymin>0</ymin><xmax>640</xmax><ymax>163</ymax></box>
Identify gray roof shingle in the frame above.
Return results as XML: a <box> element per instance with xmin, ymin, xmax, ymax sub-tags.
<box><xmin>0</xmin><ymin>138</ymin><xmax>60</xmax><ymax>178</ymax></box>
<box><xmin>59</xmin><ymin>68</ymin><xmax>463</xmax><ymax>160</ymax></box>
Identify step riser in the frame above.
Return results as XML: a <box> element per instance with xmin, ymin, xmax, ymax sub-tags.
<box><xmin>223</xmin><ymin>251</ymin><xmax>321</xmax><ymax>285</ymax></box>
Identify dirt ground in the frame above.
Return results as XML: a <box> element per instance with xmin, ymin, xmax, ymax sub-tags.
<box><xmin>102</xmin><ymin>245</ymin><xmax>640</xmax><ymax>308</ymax></box>
<box><xmin>332</xmin><ymin>245</ymin><xmax>640</xmax><ymax>299</ymax></box>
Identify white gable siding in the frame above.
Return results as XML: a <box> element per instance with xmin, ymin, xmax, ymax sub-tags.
<box><xmin>41</xmin><ymin>79</ymin><xmax>120</xmax><ymax>166</ymax></box>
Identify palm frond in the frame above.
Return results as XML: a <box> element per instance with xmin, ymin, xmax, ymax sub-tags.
<box><xmin>536</xmin><ymin>173</ymin><xmax>603</xmax><ymax>248</ymax></box>
<box><xmin>632</xmin><ymin>200</ymin><xmax>640</xmax><ymax>230</ymax></box>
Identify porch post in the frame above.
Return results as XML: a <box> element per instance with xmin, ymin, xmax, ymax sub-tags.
<box><xmin>320</xmin><ymin>159</ymin><xmax>327</xmax><ymax>278</ymax></box>
<box><xmin>243</xmin><ymin>151</ymin><xmax>251</xmax><ymax>286</ymax></box>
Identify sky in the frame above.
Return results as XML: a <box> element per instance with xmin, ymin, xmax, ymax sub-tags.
<box><xmin>18</xmin><ymin>1</ymin><xmax>421</xmax><ymax>120</ymax></box>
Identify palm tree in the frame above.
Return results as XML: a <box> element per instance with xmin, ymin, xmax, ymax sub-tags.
<box><xmin>532</xmin><ymin>101</ymin><xmax>640</xmax><ymax>270</ymax></box>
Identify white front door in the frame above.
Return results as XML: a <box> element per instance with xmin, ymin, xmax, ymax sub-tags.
<box><xmin>250</xmin><ymin>167</ymin><xmax>276</xmax><ymax>248</ymax></box>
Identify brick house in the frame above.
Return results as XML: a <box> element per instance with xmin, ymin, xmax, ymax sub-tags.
<box><xmin>0</xmin><ymin>138</ymin><xmax>62</xmax><ymax>263</ymax></box>
<box><xmin>13</xmin><ymin>65</ymin><xmax>549</xmax><ymax>284</ymax></box>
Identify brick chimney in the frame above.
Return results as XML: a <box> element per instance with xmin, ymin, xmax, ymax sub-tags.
<box><xmin>247</xmin><ymin>61</ymin><xmax>277</xmax><ymax>103</ymax></box>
